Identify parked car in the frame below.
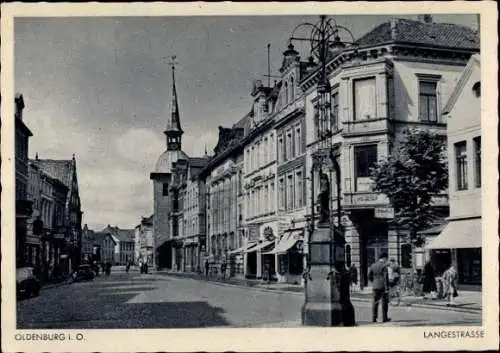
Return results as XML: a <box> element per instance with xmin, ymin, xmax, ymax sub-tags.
<box><xmin>16</xmin><ymin>267</ymin><xmax>40</xmax><ymax>299</ymax></box>
<box><xmin>72</xmin><ymin>264</ymin><xmax>95</xmax><ymax>282</ymax></box>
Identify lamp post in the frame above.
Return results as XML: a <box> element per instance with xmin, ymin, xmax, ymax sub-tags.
<box><xmin>290</xmin><ymin>15</ymin><xmax>356</xmax><ymax>326</ymax></box>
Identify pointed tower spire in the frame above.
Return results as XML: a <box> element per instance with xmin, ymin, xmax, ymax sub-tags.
<box><xmin>164</xmin><ymin>55</ymin><xmax>183</xmax><ymax>151</ymax></box>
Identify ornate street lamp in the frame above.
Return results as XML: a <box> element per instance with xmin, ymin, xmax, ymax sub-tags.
<box><xmin>289</xmin><ymin>15</ymin><xmax>356</xmax><ymax>326</ymax></box>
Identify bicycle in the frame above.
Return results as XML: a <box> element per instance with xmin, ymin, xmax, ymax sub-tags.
<box><xmin>388</xmin><ymin>283</ymin><xmax>401</xmax><ymax>306</ymax></box>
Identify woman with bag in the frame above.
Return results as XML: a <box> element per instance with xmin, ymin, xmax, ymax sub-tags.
<box><xmin>443</xmin><ymin>264</ymin><xmax>458</xmax><ymax>306</ymax></box>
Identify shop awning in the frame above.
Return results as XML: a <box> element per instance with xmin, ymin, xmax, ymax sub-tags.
<box><xmin>426</xmin><ymin>218</ymin><xmax>481</xmax><ymax>249</ymax></box>
<box><xmin>247</xmin><ymin>240</ymin><xmax>274</xmax><ymax>253</ymax></box>
<box><xmin>262</xmin><ymin>232</ymin><xmax>300</xmax><ymax>255</ymax></box>
<box><xmin>228</xmin><ymin>242</ymin><xmax>257</xmax><ymax>255</ymax></box>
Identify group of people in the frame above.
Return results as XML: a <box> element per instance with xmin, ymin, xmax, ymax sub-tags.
<box><xmin>368</xmin><ymin>253</ymin><xmax>459</xmax><ymax>323</ymax></box>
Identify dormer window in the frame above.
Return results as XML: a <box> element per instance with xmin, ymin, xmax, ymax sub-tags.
<box><xmin>472</xmin><ymin>81</ymin><xmax>481</xmax><ymax>97</ymax></box>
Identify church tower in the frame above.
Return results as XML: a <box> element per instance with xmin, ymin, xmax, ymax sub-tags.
<box><xmin>165</xmin><ymin>57</ymin><xmax>184</xmax><ymax>151</ymax></box>
<box><xmin>150</xmin><ymin>55</ymin><xmax>188</xmax><ymax>270</ymax></box>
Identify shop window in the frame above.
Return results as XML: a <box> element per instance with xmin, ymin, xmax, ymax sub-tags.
<box><xmin>474</xmin><ymin>136</ymin><xmax>481</xmax><ymax>187</ymax></box>
<box><xmin>401</xmin><ymin>244</ymin><xmax>412</xmax><ymax>268</ymax></box>
<box><xmin>354</xmin><ymin>144</ymin><xmax>378</xmax><ymax>191</ymax></box>
<box><xmin>455</xmin><ymin>141</ymin><xmax>468</xmax><ymax>190</ymax></box>
<box><xmin>354</xmin><ymin>77</ymin><xmax>376</xmax><ymax>120</ymax></box>
<box><xmin>419</xmin><ymin>81</ymin><xmax>438</xmax><ymax>122</ymax></box>
<box><xmin>288</xmin><ymin>252</ymin><xmax>304</xmax><ymax>275</ymax></box>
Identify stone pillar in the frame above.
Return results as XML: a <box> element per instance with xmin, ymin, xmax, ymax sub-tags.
<box><xmin>171</xmin><ymin>246</ymin><xmax>176</xmax><ymax>270</ymax></box>
<box><xmin>274</xmin><ymin>253</ymin><xmax>281</xmax><ymax>282</ymax></box>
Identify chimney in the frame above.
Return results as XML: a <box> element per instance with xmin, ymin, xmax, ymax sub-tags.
<box><xmin>417</xmin><ymin>14</ymin><xmax>433</xmax><ymax>24</ymax></box>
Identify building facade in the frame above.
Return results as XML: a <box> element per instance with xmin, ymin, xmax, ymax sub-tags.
<box><xmin>427</xmin><ymin>54</ymin><xmax>481</xmax><ymax>286</ymax></box>
<box><xmin>94</xmin><ymin>232</ymin><xmax>116</xmax><ymax>264</ymax></box>
<box><xmin>102</xmin><ymin>225</ymin><xmax>135</xmax><ymax>265</ymax></box>
<box><xmin>33</xmin><ymin>155</ymin><xmax>84</xmax><ymax>272</ymax></box>
<box><xmin>203</xmin><ymin>124</ymin><xmax>246</xmax><ymax>277</ymax></box>
<box><xmin>300</xmin><ymin>16</ymin><xmax>479</xmax><ymax>287</ymax></box>
<box><xmin>15</xmin><ymin>93</ymin><xmax>34</xmax><ymax>268</ymax></box>
<box><xmin>170</xmin><ymin>157</ymin><xmax>208</xmax><ymax>272</ymax></box>
<box><xmin>270</xmin><ymin>44</ymin><xmax>309</xmax><ymax>284</ymax></box>
<box><xmin>137</xmin><ymin>215</ymin><xmax>154</xmax><ymax>265</ymax></box>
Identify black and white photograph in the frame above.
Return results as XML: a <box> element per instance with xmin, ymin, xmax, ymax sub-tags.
<box><xmin>2</xmin><ymin>2</ymin><xmax>498</xmax><ymax>352</ymax></box>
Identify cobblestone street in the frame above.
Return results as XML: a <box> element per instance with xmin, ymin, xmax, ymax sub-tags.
<box><xmin>17</xmin><ymin>269</ymin><xmax>481</xmax><ymax>329</ymax></box>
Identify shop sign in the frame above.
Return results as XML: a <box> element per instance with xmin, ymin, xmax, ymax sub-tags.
<box><xmin>352</xmin><ymin>193</ymin><xmax>379</xmax><ymax>205</ymax></box>
<box><xmin>375</xmin><ymin>207</ymin><xmax>394</xmax><ymax>219</ymax></box>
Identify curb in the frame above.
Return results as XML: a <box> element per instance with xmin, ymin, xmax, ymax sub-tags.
<box><xmin>158</xmin><ymin>272</ymin><xmax>481</xmax><ymax>314</ymax></box>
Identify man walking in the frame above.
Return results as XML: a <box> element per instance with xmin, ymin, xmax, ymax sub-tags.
<box><xmin>368</xmin><ymin>253</ymin><xmax>391</xmax><ymax>323</ymax></box>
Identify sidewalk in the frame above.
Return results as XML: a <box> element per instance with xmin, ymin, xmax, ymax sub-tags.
<box><xmin>155</xmin><ymin>270</ymin><xmax>481</xmax><ymax>314</ymax></box>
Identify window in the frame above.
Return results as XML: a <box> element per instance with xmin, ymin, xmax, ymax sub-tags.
<box><xmin>345</xmin><ymin>244</ymin><xmax>351</xmax><ymax>267</ymax></box>
<box><xmin>419</xmin><ymin>81</ymin><xmax>438</xmax><ymax>122</ymax></box>
<box><xmin>270</xmin><ymin>182</ymin><xmax>275</xmax><ymax>211</ymax></box>
<box><xmin>295</xmin><ymin>171</ymin><xmax>303</xmax><ymax>207</ymax></box>
<box><xmin>401</xmin><ymin>244</ymin><xmax>412</xmax><ymax>268</ymax></box>
<box><xmin>284</xmin><ymin>82</ymin><xmax>289</xmax><ymax>105</ymax></box>
<box><xmin>286</xmin><ymin>130</ymin><xmax>293</xmax><ymax>161</ymax></box>
<box><xmin>354</xmin><ymin>145</ymin><xmax>378</xmax><ymax>191</ymax></box>
<box><xmin>455</xmin><ymin>141</ymin><xmax>468</xmax><ymax>190</ymax></box>
<box><xmin>287</xmin><ymin>174</ymin><xmax>294</xmax><ymax>210</ymax></box>
<box><xmin>472</xmin><ymin>81</ymin><xmax>481</xmax><ymax>98</ymax></box>
<box><xmin>314</xmin><ymin>106</ymin><xmax>320</xmax><ymax>139</ymax></box>
<box><xmin>264</xmin><ymin>185</ymin><xmax>269</xmax><ymax>214</ymax></box>
<box><xmin>278</xmin><ymin>178</ymin><xmax>285</xmax><ymax>210</ymax></box>
<box><xmin>295</xmin><ymin>126</ymin><xmax>302</xmax><ymax>156</ymax></box>
<box><xmin>162</xmin><ymin>183</ymin><xmax>169</xmax><ymax>196</ymax></box>
<box><xmin>354</xmin><ymin>77</ymin><xmax>376</xmax><ymax>120</ymax></box>
<box><xmin>264</xmin><ymin>137</ymin><xmax>268</xmax><ymax>164</ymax></box>
<box><xmin>331</xmin><ymin>92</ymin><xmax>339</xmax><ymax>131</ymax></box>
<box><xmin>474</xmin><ymin>137</ymin><xmax>481</xmax><ymax>187</ymax></box>
<box><xmin>278</xmin><ymin>135</ymin><xmax>284</xmax><ymax>164</ymax></box>
<box><xmin>290</xmin><ymin>77</ymin><xmax>295</xmax><ymax>101</ymax></box>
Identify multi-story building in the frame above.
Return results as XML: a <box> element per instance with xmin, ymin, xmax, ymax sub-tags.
<box><xmin>81</xmin><ymin>224</ymin><xmax>95</xmax><ymax>263</ymax></box>
<box><xmin>202</xmin><ymin>123</ymin><xmax>247</xmax><ymax>277</ymax></box>
<box><xmin>300</xmin><ymin>16</ymin><xmax>479</xmax><ymax>288</ymax></box>
<box><xmin>170</xmin><ymin>157</ymin><xmax>209</xmax><ymax>272</ymax></box>
<box><xmin>269</xmin><ymin>43</ymin><xmax>309</xmax><ymax>284</ymax></box>
<box><xmin>150</xmin><ymin>63</ymin><xmax>189</xmax><ymax>270</ymax></box>
<box><xmin>427</xmin><ymin>54</ymin><xmax>481</xmax><ymax>286</ymax></box>
<box><xmin>134</xmin><ymin>215</ymin><xmax>155</xmax><ymax>265</ymax></box>
<box><xmin>102</xmin><ymin>225</ymin><xmax>135</xmax><ymax>265</ymax></box>
<box><xmin>34</xmin><ymin>154</ymin><xmax>84</xmax><ymax>272</ymax></box>
<box><xmin>94</xmin><ymin>231</ymin><xmax>116</xmax><ymax>264</ymax></box>
<box><xmin>15</xmin><ymin>93</ymin><xmax>34</xmax><ymax>268</ymax></box>
<box><xmin>26</xmin><ymin>160</ymin><xmax>43</xmax><ymax>268</ymax></box>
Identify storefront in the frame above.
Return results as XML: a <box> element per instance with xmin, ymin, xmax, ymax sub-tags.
<box><xmin>263</xmin><ymin>230</ymin><xmax>304</xmax><ymax>284</ymax></box>
<box><xmin>246</xmin><ymin>240</ymin><xmax>274</xmax><ymax>279</ymax></box>
<box><xmin>426</xmin><ymin>217</ymin><xmax>482</xmax><ymax>285</ymax></box>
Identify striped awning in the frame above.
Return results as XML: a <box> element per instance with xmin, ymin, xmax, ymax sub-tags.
<box><xmin>228</xmin><ymin>242</ymin><xmax>257</xmax><ymax>255</ymax></box>
<box><xmin>246</xmin><ymin>240</ymin><xmax>274</xmax><ymax>253</ymax></box>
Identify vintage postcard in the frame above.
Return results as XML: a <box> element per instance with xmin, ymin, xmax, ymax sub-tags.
<box><xmin>1</xmin><ymin>1</ymin><xmax>498</xmax><ymax>352</ymax></box>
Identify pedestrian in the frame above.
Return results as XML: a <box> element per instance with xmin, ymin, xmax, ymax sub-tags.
<box><xmin>368</xmin><ymin>253</ymin><xmax>391</xmax><ymax>323</ymax></box>
<box><xmin>388</xmin><ymin>258</ymin><xmax>401</xmax><ymax>288</ymax></box>
<box><xmin>349</xmin><ymin>263</ymin><xmax>358</xmax><ymax>291</ymax></box>
<box><xmin>422</xmin><ymin>260</ymin><xmax>437</xmax><ymax>298</ymax></box>
<box><xmin>205</xmin><ymin>260</ymin><xmax>209</xmax><ymax>278</ymax></box>
<box><xmin>221</xmin><ymin>260</ymin><xmax>227</xmax><ymax>280</ymax></box>
<box><xmin>442</xmin><ymin>263</ymin><xmax>458</xmax><ymax>306</ymax></box>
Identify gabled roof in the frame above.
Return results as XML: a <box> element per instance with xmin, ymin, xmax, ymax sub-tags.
<box><xmin>94</xmin><ymin>232</ymin><xmax>117</xmax><ymax>245</ymax></box>
<box><xmin>355</xmin><ymin>18</ymin><xmax>479</xmax><ymax>50</ymax></box>
<box><xmin>33</xmin><ymin>159</ymin><xmax>74</xmax><ymax>189</ymax></box>
<box><xmin>442</xmin><ymin>54</ymin><xmax>480</xmax><ymax>115</ymax></box>
<box><xmin>102</xmin><ymin>225</ymin><xmax>135</xmax><ymax>243</ymax></box>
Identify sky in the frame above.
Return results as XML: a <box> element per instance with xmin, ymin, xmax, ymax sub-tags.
<box><xmin>14</xmin><ymin>14</ymin><xmax>478</xmax><ymax>231</ymax></box>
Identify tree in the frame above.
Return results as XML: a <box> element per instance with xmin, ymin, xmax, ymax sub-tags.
<box><xmin>370</xmin><ymin>128</ymin><xmax>448</xmax><ymax>247</ymax></box>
